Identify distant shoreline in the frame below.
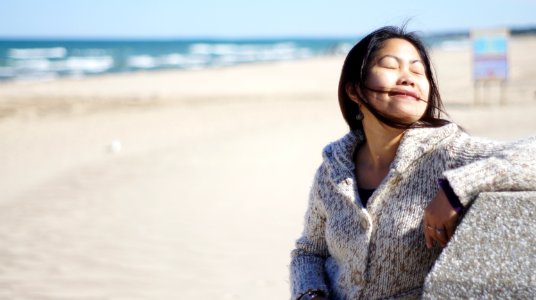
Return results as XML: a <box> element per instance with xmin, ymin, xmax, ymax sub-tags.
<box><xmin>0</xmin><ymin>27</ymin><xmax>535</xmax><ymax>83</ymax></box>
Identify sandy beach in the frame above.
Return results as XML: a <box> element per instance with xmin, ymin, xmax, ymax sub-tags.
<box><xmin>0</xmin><ymin>36</ymin><xmax>535</xmax><ymax>299</ymax></box>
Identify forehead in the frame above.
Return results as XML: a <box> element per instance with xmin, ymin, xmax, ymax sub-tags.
<box><xmin>374</xmin><ymin>38</ymin><xmax>422</xmax><ymax>61</ymax></box>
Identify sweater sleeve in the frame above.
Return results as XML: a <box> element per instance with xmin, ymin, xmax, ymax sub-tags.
<box><xmin>442</xmin><ymin>130</ymin><xmax>536</xmax><ymax>207</ymax></box>
<box><xmin>289</xmin><ymin>165</ymin><xmax>330</xmax><ymax>299</ymax></box>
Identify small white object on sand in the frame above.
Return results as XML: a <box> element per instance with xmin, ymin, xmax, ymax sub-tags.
<box><xmin>108</xmin><ymin>139</ymin><xmax>122</xmax><ymax>154</ymax></box>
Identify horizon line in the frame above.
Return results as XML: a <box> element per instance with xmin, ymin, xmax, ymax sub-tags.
<box><xmin>1</xmin><ymin>25</ymin><xmax>535</xmax><ymax>41</ymax></box>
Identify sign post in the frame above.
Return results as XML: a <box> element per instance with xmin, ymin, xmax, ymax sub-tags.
<box><xmin>471</xmin><ymin>28</ymin><xmax>509</xmax><ymax>105</ymax></box>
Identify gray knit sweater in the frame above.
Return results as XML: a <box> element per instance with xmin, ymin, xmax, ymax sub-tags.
<box><xmin>290</xmin><ymin>123</ymin><xmax>536</xmax><ymax>299</ymax></box>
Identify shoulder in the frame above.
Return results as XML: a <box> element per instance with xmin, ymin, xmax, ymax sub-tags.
<box><xmin>403</xmin><ymin>123</ymin><xmax>495</xmax><ymax>152</ymax></box>
<box><xmin>405</xmin><ymin>123</ymin><xmax>460</xmax><ymax>143</ymax></box>
<box><xmin>321</xmin><ymin>130</ymin><xmax>361</xmax><ymax>165</ymax></box>
<box><xmin>314</xmin><ymin>130</ymin><xmax>362</xmax><ymax>183</ymax></box>
<box><xmin>395</xmin><ymin>123</ymin><xmax>461</xmax><ymax>156</ymax></box>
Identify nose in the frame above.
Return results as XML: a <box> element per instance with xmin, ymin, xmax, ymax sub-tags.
<box><xmin>398</xmin><ymin>74</ymin><xmax>415</xmax><ymax>87</ymax></box>
<box><xmin>396</xmin><ymin>64</ymin><xmax>417</xmax><ymax>86</ymax></box>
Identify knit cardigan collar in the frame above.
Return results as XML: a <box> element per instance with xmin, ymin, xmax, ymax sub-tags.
<box><xmin>325</xmin><ymin>123</ymin><xmax>458</xmax><ymax>184</ymax></box>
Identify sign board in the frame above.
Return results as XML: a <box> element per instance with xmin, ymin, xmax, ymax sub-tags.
<box><xmin>471</xmin><ymin>28</ymin><xmax>509</xmax><ymax>81</ymax></box>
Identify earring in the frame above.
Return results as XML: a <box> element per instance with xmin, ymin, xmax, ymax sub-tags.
<box><xmin>355</xmin><ymin>111</ymin><xmax>364</xmax><ymax>121</ymax></box>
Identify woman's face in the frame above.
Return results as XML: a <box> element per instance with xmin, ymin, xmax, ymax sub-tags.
<box><xmin>362</xmin><ymin>38</ymin><xmax>430</xmax><ymax>123</ymax></box>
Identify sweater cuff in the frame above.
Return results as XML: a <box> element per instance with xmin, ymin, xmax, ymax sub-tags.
<box><xmin>290</xmin><ymin>254</ymin><xmax>329</xmax><ymax>299</ymax></box>
<box><xmin>443</xmin><ymin>157</ymin><xmax>507</xmax><ymax>207</ymax></box>
<box><xmin>437</xmin><ymin>178</ymin><xmax>463</xmax><ymax>214</ymax></box>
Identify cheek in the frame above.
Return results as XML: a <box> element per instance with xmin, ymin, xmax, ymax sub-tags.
<box><xmin>365</xmin><ymin>75</ymin><xmax>382</xmax><ymax>88</ymax></box>
<box><xmin>366</xmin><ymin>70</ymin><xmax>396</xmax><ymax>88</ymax></box>
<box><xmin>419</xmin><ymin>80</ymin><xmax>431</xmax><ymax>100</ymax></box>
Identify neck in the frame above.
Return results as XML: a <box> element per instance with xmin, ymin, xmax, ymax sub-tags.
<box><xmin>359</xmin><ymin>116</ymin><xmax>405</xmax><ymax>169</ymax></box>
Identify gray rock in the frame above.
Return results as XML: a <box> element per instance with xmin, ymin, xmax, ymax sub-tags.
<box><xmin>423</xmin><ymin>192</ymin><xmax>536</xmax><ymax>299</ymax></box>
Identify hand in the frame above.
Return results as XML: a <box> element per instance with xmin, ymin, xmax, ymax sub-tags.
<box><xmin>423</xmin><ymin>188</ymin><xmax>459</xmax><ymax>248</ymax></box>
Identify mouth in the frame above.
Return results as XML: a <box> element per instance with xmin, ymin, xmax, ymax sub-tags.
<box><xmin>388</xmin><ymin>89</ymin><xmax>420</xmax><ymax>100</ymax></box>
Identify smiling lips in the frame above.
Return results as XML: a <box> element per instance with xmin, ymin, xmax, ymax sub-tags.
<box><xmin>388</xmin><ymin>89</ymin><xmax>421</xmax><ymax>101</ymax></box>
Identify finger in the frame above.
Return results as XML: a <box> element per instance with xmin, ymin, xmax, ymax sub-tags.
<box><xmin>424</xmin><ymin>224</ymin><xmax>434</xmax><ymax>249</ymax></box>
<box><xmin>434</xmin><ymin>227</ymin><xmax>448</xmax><ymax>247</ymax></box>
<box><xmin>425</xmin><ymin>230</ymin><xmax>433</xmax><ymax>249</ymax></box>
<box><xmin>427</xmin><ymin>223</ymin><xmax>448</xmax><ymax>247</ymax></box>
<box><xmin>445</xmin><ymin>223</ymin><xmax>456</xmax><ymax>241</ymax></box>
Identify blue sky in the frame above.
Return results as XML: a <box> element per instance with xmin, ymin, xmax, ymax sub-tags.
<box><xmin>1</xmin><ymin>0</ymin><xmax>535</xmax><ymax>38</ymax></box>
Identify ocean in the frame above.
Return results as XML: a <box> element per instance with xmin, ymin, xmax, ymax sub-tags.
<box><xmin>0</xmin><ymin>36</ymin><xmax>469</xmax><ymax>82</ymax></box>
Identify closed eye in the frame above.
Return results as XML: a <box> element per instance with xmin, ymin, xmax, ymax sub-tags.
<box><xmin>410</xmin><ymin>62</ymin><xmax>425</xmax><ymax>75</ymax></box>
<box><xmin>378</xmin><ymin>56</ymin><xmax>399</xmax><ymax>69</ymax></box>
<box><xmin>411</xmin><ymin>69</ymin><xmax>425</xmax><ymax>75</ymax></box>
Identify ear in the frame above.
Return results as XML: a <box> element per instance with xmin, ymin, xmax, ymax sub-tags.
<box><xmin>345</xmin><ymin>83</ymin><xmax>361</xmax><ymax>103</ymax></box>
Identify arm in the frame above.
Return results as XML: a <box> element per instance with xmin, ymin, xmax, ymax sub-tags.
<box><xmin>443</xmin><ymin>134</ymin><xmax>536</xmax><ymax>207</ymax></box>
<box><xmin>290</xmin><ymin>165</ymin><xmax>330</xmax><ymax>300</ymax></box>
<box><xmin>425</xmin><ymin>131</ymin><xmax>536</xmax><ymax>248</ymax></box>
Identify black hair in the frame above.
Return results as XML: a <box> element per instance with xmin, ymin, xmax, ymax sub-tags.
<box><xmin>338</xmin><ymin>25</ymin><xmax>450</xmax><ymax>131</ymax></box>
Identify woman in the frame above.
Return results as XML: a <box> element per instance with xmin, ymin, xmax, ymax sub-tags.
<box><xmin>289</xmin><ymin>26</ymin><xmax>536</xmax><ymax>300</ymax></box>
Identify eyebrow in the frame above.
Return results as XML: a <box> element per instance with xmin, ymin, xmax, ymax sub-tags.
<box><xmin>378</xmin><ymin>54</ymin><xmax>423</xmax><ymax>64</ymax></box>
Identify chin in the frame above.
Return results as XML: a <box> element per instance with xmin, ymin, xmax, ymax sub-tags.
<box><xmin>385</xmin><ymin>111</ymin><xmax>423</xmax><ymax>124</ymax></box>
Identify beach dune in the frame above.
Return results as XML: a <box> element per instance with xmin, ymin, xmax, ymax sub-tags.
<box><xmin>0</xmin><ymin>37</ymin><xmax>535</xmax><ymax>299</ymax></box>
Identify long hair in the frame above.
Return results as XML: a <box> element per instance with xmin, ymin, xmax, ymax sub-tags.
<box><xmin>338</xmin><ymin>26</ymin><xmax>450</xmax><ymax>131</ymax></box>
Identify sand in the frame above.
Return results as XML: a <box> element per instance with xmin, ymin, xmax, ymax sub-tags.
<box><xmin>0</xmin><ymin>36</ymin><xmax>535</xmax><ymax>299</ymax></box>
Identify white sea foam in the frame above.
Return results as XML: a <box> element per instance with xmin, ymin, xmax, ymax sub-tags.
<box><xmin>328</xmin><ymin>42</ymin><xmax>353</xmax><ymax>55</ymax></box>
<box><xmin>181</xmin><ymin>54</ymin><xmax>211</xmax><ymax>68</ymax></box>
<box><xmin>160</xmin><ymin>54</ymin><xmax>186</xmax><ymax>66</ymax></box>
<box><xmin>189</xmin><ymin>42</ymin><xmax>312</xmax><ymax>66</ymax></box>
<box><xmin>0</xmin><ymin>39</ymin><xmax>349</xmax><ymax>81</ymax></box>
<box><xmin>214</xmin><ymin>44</ymin><xmax>243</xmax><ymax>56</ymax></box>
<box><xmin>8</xmin><ymin>47</ymin><xmax>67</xmax><ymax>59</ymax></box>
<box><xmin>61</xmin><ymin>56</ymin><xmax>114</xmax><ymax>73</ymax></box>
<box><xmin>127</xmin><ymin>53</ymin><xmax>213</xmax><ymax>69</ymax></box>
<box><xmin>189</xmin><ymin>42</ymin><xmax>300</xmax><ymax>56</ymax></box>
<box><xmin>8</xmin><ymin>56</ymin><xmax>114</xmax><ymax>80</ymax></box>
<box><xmin>189</xmin><ymin>43</ymin><xmax>212</xmax><ymax>55</ymax></box>
<box><xmin>13</xmin><ymin>59</ymin><xmax>52</xmax><ymax>71</ymax></box>
<box><xmin>128</xmin><ymin>55</ymin><xmax>157</xmax><ymax>69</ymax></box>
